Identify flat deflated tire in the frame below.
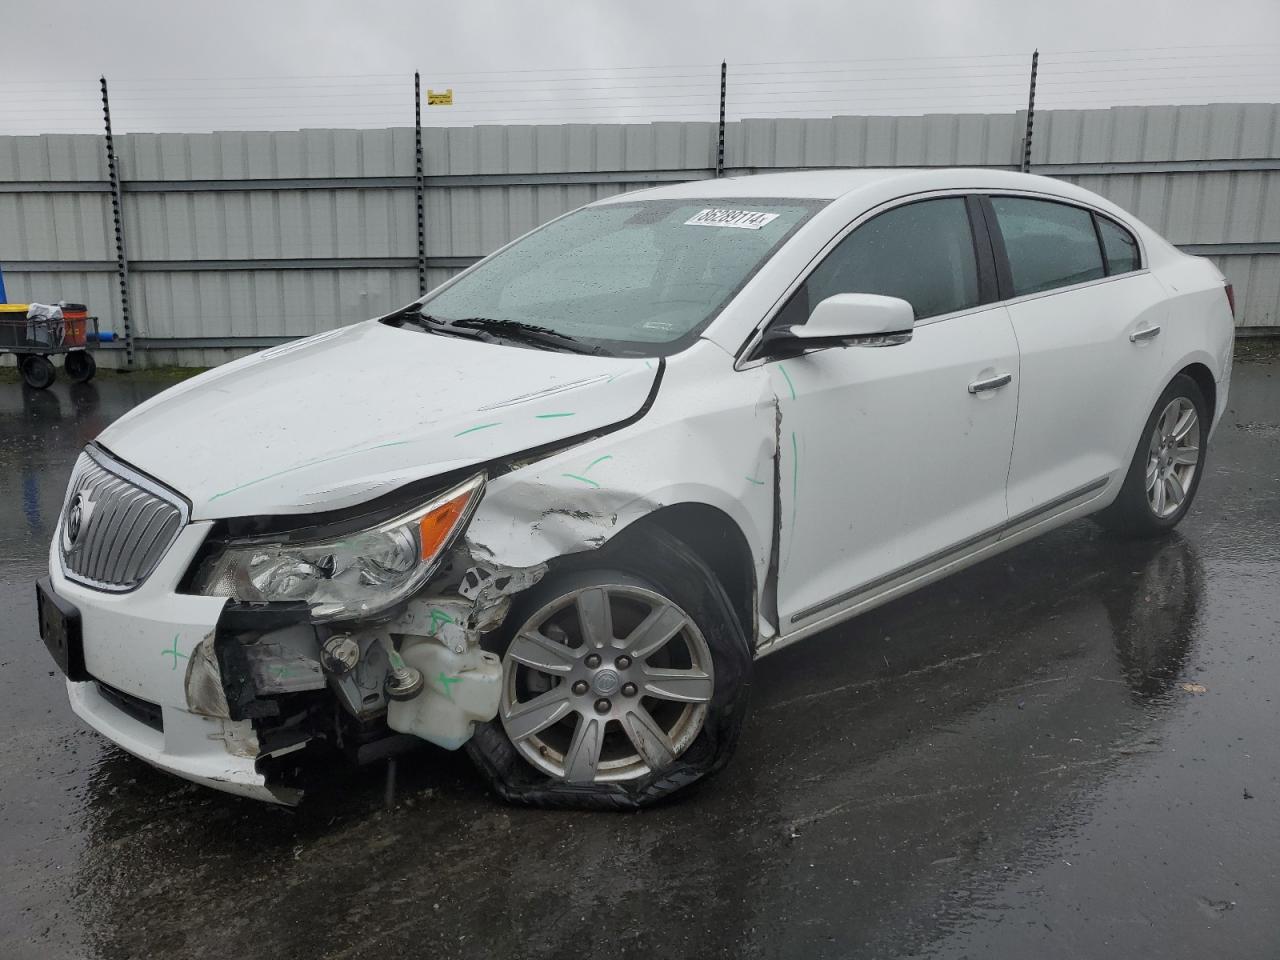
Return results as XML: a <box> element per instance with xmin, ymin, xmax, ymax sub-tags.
<box><xmin>466</xmin><ymin>524</ymin><xmax>752</xmax><ymax>809</ymax></box>
<box><xmin>1099</xmin><ymin>373</ymin><xmax>1209</xmax><ymax>539</ymax></box>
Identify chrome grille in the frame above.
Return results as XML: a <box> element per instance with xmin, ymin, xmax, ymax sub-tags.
<box><xmin>59</xmin><ymin>449</ymin><xmax>188</xmax><ymax>591</ymax></box>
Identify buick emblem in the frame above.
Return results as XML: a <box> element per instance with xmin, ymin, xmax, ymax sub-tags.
<box><xmin>62</xmin><ymin>492</ymin><xmax>94</xmax><ymax>552</ymax></box>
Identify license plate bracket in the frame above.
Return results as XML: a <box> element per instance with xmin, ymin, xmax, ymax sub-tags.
<box><xmin>36</xmin><ymin>578</ymin><xmax>88</xmax><ymax>681</ymax></box>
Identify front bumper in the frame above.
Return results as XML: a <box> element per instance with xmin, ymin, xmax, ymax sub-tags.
<box><xmin>48</xmin><ymin>520</ymin><xmax>289</xmax><ymax>803</ymax></box>
<box><xmin>66</xmin><ymin>677</ymin><xmax>280</xmax><ymax>802</ymax></box>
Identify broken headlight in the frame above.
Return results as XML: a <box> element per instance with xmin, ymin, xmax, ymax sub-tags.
<box><xmin>192</xmin><ymin>474</ymin><xmax>484</xmax><ymax>622</ymax></box>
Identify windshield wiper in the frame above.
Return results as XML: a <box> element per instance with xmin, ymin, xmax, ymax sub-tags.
<box><xmin>396</xmin><ymin>310</ymin><xmax>603</xmax><ymax>355</ymax></box>
<box><xmin>399</xmin><ymin>311</ymin><xmax>485</xmax><ymax>338</ymax></box>
<box><xmin>445</xmin><ymin>317</ymin><xmax>604</xmax><ymax>355</ymax></box>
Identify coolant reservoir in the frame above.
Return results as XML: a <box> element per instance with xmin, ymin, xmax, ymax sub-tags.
<box><xmin>386</xmin><ymin>640</ymin><xmax>502</xmax><ymax>750</ymax></box>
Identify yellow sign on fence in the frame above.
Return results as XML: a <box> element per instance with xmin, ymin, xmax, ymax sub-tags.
<box><xmin>427</xmin><ymin>89</ymin><xmax>453</xmax><ymax>106</ymax></box>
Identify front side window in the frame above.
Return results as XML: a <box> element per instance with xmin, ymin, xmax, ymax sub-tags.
<box><xmin>780</xmin><ymin>197</ymin><xmax>980</xmax><ymax>326</ymax></box>
<box><xmin>1097</xmin><ymin>216</ymin><xmax>1141</xmax><ymax>275</ymax></box>
<box><xmin>411</xmin><ymin>198</ymin><xmax>822</xmax><ymax>356</ymax></box>
<box><xmin>990</xmin><ymin>197</ymin><xmax>1106</xmax><ymax>297</ymax></box>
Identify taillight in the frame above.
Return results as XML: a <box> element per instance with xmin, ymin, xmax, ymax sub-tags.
<box><xmin>1224</xmin><ymin>282</ymin><xmax>1236</xmax><ymax>319</ymax></box>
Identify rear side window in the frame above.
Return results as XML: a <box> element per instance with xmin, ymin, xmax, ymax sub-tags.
<box><xmin>1097</xmin><ymin>216</ymin><xmax>1141</xmax><ymax>274</ymax></box>
<box><xmin>990</xmin><ymin>197</ymin><xmax>1105</xmax><ymax>297</ymax></box>
<box><xmin>788</xmin><ymin>197</ymin><xmax>980</xmax><ymax>324</ymax></box>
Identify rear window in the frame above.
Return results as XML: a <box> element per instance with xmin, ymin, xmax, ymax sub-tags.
<box><xmin>990</xmin><ymin>197</ymin><xmax>1106</xmax><ymax>297</ymax></box>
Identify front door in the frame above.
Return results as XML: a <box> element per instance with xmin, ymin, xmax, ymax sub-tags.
<box><xmin>771</xmin><ymin>196</ymin><xmax>1020</xmax><ymax>633</ymax></box>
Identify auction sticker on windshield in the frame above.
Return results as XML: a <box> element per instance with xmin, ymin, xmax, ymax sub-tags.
<box><xmin>684</xmin><ymin>208</ymin><xmax>781</xmax><ymax>230</ymax></box>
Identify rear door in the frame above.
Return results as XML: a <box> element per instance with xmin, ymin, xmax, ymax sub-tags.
<box><xmin>984</xmin><ymin>195</ymin><xmax>1170</xmax><ymax>520</ymax></box>
<box><xmin>771</xmin><ymin>196</ymin><xmax>1021</xmax><ymax>632</ymax></box>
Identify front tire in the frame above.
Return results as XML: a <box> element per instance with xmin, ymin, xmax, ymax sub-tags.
<box><xmin>1099</xmin><ymin>374</ymin><xmax>1208</xmax><ymax>539</ymax></box>
<box><xmin>466</xmin><ymin>525</ymin><xmax>752</xmax><ymax>809</ymax></box>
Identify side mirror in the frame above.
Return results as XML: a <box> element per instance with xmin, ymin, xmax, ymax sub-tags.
<box><xmin>760</xmin><ymin>293</ymin><xmax>915</xmax><ymax>357</ymax></box>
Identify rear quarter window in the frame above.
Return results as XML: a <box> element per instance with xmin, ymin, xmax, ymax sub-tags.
<box><xmin>1097</xmin><ymin>216</ymin><xmax>1142</xmax><ymax>274</ymax></box>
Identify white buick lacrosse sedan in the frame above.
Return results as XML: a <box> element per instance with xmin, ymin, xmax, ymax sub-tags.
<box><xmin>38</xmin><ymin>169</ymin><xmax>1234</xmax><ymax>808</ymax></box>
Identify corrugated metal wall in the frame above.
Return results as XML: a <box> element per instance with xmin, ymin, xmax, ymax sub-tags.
<box><xmin>2</xmin><ymin>103</ymin><xmax>1277</xmax><ymax>366</ymax></box>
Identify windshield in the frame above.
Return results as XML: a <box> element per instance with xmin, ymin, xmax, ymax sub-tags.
<box><xmin>408</xmin><ymin>198</ymin><xmax>824</xmax><ymax>356</ymax></box>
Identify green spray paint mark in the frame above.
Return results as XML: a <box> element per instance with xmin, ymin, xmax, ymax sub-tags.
<box><xmin>778</xmin><ymin>363</ymin><xmax>797</xmax><ymax>401</ymax></box>
<box><xmin>744</xmin><ymin>476</ymin><xmax>767</xmax><ymax>486</ymax></box>
<box><xmin>644</xmin><ymin>360</ymin><xmax>653</xmax><ymax>369</ymax></box>
<box><xmin>161</xmin><ymin>634</ymin><xmax>187</xmax><ymax>671</ymax></box>
<box><xmin>428</xmin><ymin>608</ymin><xmax>456</xmax><ymax>634</ymax></box>
<box><xmin>788</xmin><ymin>435</ymin><xmax>798</xmax><ymax>496</ymax></box>
<box><xmin>437</xmin><ymin>672</ymin><xmax>462</xmax><ymax>700</ymax></box>
<box><xmin>271</xmin><ymin>664</ymin><xmax>293</xmax><ymax>681</ymax></box>
<box><xmin>535</xmin><ymin>412</ymin><xmax>576</xmax><ymax>419</ymax></box>
<box><xmin>454</xmin><ymin>422</ymin><xmax>501</xmax><ymax>437</ymax></box>
<box><xmin>563</xmin><ymin>453</ymin><xmax>612</xmax><ymax>488</ymax></box>
<box><xmin>209</xmin><ymin>440</ymin><xmax>411</xmax><ymax>501</ymax></box>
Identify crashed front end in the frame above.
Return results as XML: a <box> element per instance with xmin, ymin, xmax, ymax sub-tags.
<box><xmin>45</xmin><ymin>445</ymin><xmax>545</xmax><ymax>804</ymax></box>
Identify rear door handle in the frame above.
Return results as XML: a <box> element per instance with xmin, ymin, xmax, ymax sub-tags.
<box><xmin>1129</xmin><ymin>324</ymin><xmax>1162</xmax><ymax>342</ymax></box>
<box><xmin>968</xmin><ymin>372</ymin><xmax>1013</xmax><ymax>394</ymax></box>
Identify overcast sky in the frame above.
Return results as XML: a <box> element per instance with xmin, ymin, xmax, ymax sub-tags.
<box><xmin>4</xmin><ymin>0</ymin><xmax>1280</xmax><ymax>134</ymax></box>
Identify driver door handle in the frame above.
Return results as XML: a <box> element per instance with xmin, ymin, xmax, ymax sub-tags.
<box><xmin>1130</xmin><ymin>324</ymin><xmax>1162</xmax><ymax>343</ymax></box>
<box><xmin>968</xmin><ymin>372</ymin><xmax>1013</xmax><ymax>394</ymax></box>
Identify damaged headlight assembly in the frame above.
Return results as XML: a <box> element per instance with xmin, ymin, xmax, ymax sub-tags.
<box><xmin>191</xmin><ymin>474</ymin><xmax>485</xmax><ymax>622</ymax></box>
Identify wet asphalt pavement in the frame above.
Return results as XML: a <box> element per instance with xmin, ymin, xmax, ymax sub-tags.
<box><xmin>1</xmin><ymin>350</ymin><xmax>1278</xmax><ymax>960</ymax></box>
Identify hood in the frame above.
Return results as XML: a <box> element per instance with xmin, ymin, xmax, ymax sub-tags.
<box><xmin>98</xmin><ymin>321</ymin><xmax>659</xmax><ymax>520</ymax></box>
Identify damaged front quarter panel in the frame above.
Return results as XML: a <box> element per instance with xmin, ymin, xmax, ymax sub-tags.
<box><xmin>463</xmin><ymin>340</ymin><xmax>781</xmax><ymax>643</ymax></box>
<box><xmin>180</xmin><ymin>340</ymin><xmax>782</xmax><ymax>802</ymax></box>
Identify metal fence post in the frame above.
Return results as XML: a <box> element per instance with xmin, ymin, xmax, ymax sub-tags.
<box><xmin>1021</xmin><ymin>49</ymin><xmax>1039</xmax><ymax>173</ymax></box>
<box><xmin>414</xmin><ymin>72</ymin><xmax>427</xmax><ymax>297</ymax></box>
<box><xmin>100</xmin><ymin>76</ymin><xmax>133</xmax><ymax>366</ymax></box>
<box><xmin>716</xmin><ymin>60</ymin><xmax>727</xmax><ymax>178</ymax></box>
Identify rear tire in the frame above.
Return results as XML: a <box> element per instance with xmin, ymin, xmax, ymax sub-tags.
<box><xmin>466</xmin><ymin>524</ymin><xmax>752</xmax><ymax>809</ymax></box>
<box><xmin>64</xmin><ymin>350</ymin><xmax>96</xmax><ymax>383</ymax></box>
<box><xmin>1098</xmin><ymin>374</ymin><xmax>1208</xmax><ymax>539</ymax></box>
<box><xmin>19</xmin><ymin>355</ymin><xmax>56</xmax><ymax>390</ymax></box>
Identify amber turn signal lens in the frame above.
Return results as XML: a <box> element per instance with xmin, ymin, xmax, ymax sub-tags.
<box><xmin>417</xmin><ymin>489</ymin><xmax>473</xmax><ymax>560</ymax></box>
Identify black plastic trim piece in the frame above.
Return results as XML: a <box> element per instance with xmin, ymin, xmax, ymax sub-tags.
<box><xmin>1090</xmin><ymin>211</ymin><xmax>1112</xmax><ymax>277</ymax></box>
<box><xmin>976</xmin><ymin>195</ymin><xmax>1014</xmax><ymax>300</ymax></box>
<box><xmin>95</xmin><ymin>680</ymin><xmax>164</xmax><ymax>732</ymax></box>
<box><xmin>966</xmin><ymin>194</ymin><xmax>1001</xmax><ymax>305</ymax></box>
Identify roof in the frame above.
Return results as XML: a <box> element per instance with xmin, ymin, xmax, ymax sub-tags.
<box><xmin>597</xmin><ymin>167</ymin><xmax>1085</xmax><ymax>203</ymax></box>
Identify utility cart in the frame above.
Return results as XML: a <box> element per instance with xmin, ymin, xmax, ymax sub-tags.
<box><xmin>0</xmin><ymin>302</ymin><xmax>99</xmax><ymax>389</ymax></box>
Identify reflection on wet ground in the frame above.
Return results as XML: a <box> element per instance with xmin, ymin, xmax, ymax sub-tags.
<box><xmin>1</xmin><ymin>355</ymin><xmax>1278</xmax><ymax>959</ymax></box>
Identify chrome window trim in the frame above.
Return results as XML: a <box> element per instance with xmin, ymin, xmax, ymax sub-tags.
<box><xmin>57</xmin><ymin>444</ymin><xmax>191</xmax><ymax>594</ymax></box>
<box><xmin>734</xmin><ymin>185</ymin><xmax>1150</xmax><ymax>370</ymax></box>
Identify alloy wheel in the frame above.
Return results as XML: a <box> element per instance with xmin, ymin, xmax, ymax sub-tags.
<box><xmin>499</xmin><ymin>584</ymin><xmax>714</xmax><ymax>783</ymax></box>
<box><xmin>1145</xmin><ymin>396</ymin><xmax>1200</xmax><ymax>519</ymax></box>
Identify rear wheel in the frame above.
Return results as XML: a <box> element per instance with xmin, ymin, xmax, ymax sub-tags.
<box><xmin>64</xmin><ymin>350</ymin><xmax>96</xmax><ymax>383</ymax></box>
<box><xmin>467</xmin><ymin>525</ymin><xmax>752</xmax><ymax>809</ymax></box>
<box><xmin>1099</xmin><ymin>374</ymin><xmax>1208</xmax><ymax>538</ymax></box>
<box><xmin>19</xmin><ymin>355</ymin><xmax>56</xmax><ymax>390</ymax></box>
